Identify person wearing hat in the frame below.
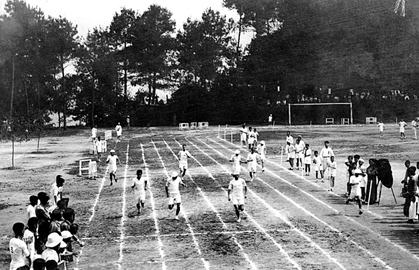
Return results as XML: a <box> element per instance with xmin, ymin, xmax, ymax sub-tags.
<box><xmin>9</xmin><ymin>222</ymin><xmax>30</xmax><ymax>270</ymax></box>
<box><xmin>106</xmin><ymin>150</ymin><xmax>120</xmax><ymax>186</ymax></box>
<box><xmin>257</xmin><ymin>141</ymin><xmax>266</xmax><ymax>172</ymax></box>
<box><xmin>41</xmin><ymin>233</ymin><xmax>66</xmax><ymax>263</ymax></box>
<box><xmin>131</xmin><ymin>169</ymin><xmax>148</xmax><ymax>215</ymax></box>
<box><xmin>49</xmin><ymin>176</ymin><xmax>65</xmax><ymax>211</ymax></box>
<box><xmin>246</xmin><ymin>147</ymin><xmax>260</xmax><ymax>182</ymax></box>
<box><xmin>229</xmin><ymin>150</ymin><xmax>245</xmax><ymax>175</ymax></box>
<box><xmin>346</xmin><ymin>169</ymin><xmax>364</xmax><ymax>215</ymax></box>
<box><xmin>178</xmin><ymin>144</ymin><xmax>192</xmax><ymax>179</ymax></box>
<box><xmin>165</xmin><ymin>171</ymin><xmax>187</xmax><ymax>220</ymax></box>
<box><xmin>228</xmin><ymin>173</ymin><xmax>247</xmax><ymax>223</ymax></box>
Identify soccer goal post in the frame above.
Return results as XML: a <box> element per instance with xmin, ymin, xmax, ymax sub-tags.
<box><xmin>288</xmin><ymin>102</ymin><xmax>353</xmax><ymax>125</ymax></box>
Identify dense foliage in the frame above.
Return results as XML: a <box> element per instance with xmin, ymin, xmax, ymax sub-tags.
<box><xmin>1</xmin><ymin>0</ymin><xmax>419</xmax><ymax>129</ymax></box>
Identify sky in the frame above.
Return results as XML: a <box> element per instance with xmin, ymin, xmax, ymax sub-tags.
<box><xmin>0</xmin><ymin>0</ymin><xmax>242</xmax><ymax>38</ymax></box>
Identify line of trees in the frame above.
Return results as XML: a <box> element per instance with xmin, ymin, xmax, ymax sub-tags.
<box><xmin>1</xmin><ymin>0</ymin><xmax>419</xmax><ymax>132</ymax></box>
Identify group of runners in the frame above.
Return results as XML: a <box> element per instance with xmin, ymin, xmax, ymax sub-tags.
<box><xmin>378</xmin><ymin>118</ymin><xmax>419</xmax><ymax>139</ymax></box>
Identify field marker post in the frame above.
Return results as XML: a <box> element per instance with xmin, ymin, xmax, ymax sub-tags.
<box><xmin>391</xmin><ymin>187</ymin><xmax>398</xmax><ymax>204</ymax></box>
<box><xmin>280</xmin><ymin>146</ymin><xmax>283</xmax><ymax>165</ymax></box>
<box><xmin>223</xmin><ymin>127</ymin><xmax>227</xmax><ymax>140</ymax></box>
<box><xmin>367</xmin><ymin>181</ymin><xmax>373</xmax><ymax>210</ymax></box>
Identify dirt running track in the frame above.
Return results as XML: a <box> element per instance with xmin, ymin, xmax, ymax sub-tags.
<box><xmin>1</xmin><ymin>126</ymin><xmax>419</xmax><ymax>270</ymax></box>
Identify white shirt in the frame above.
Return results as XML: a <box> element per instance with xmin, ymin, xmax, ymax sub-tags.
<box><xmin>286</xmin><ymin>144</ymin><xmax>295</xmax><ymax>158</ymax></box>
<box><xmin>412</xmin><ymin>120</ymin><xmax>417</xmax><ymax>128</ymax></box>
<box><xmin>132</xmin><ymin>176</ymin><xmax>146</xmax><ymax>195</ymax></box>
<box><xmin>247</xmin><ymin>153</ymin><xmax>259</xmax><ymax>167</ymax></box>
<box><xmin>320</xmin><ymin>147</ymin><xmax>334</xmax><ymax>159</ymax></box>
<box><xmin>295</xmin><ymin>141</ymin><xmax>305</xmax><ymax>154</ymax></box>
<box><xmin>50</xmin><ymin>184</ymin><xmax>62</xmax><ymax>207</ymax></box>
<box><xmin>328</xmin><ymin>161</ymin><xmax>337</xmax><ymax>176</ymax></box>
<box><xmin>230</xmin><ymin>154</ymin><xmax>241</xmax><ymax>173</ymax></box>
<box><xmin>115</xmin><ymin>125</ymin><xmax>122</xmax><ymax>135</ymax></box>
<box><xmin>228</xmin><ymin>178</ymin><xmax>246</xmax><ymax>199</ymax></box>
<box><xmin>91</xmin><ymin>127</ymin><xmax>97</xmax><ymax>138</ymax></box>
<box><xmin>23</xmin><ymin>229</ymin><xmax>35</xmax><ymax>262</ymax></box>
<box><xmin>378</xmin><ymin>123</ymin><xmax>384</xmax><ymax>131</ymax></box>
<box><xmin>286</xmin><ymin>135</ymin><xmax>293</xmax><ymax>145</ymax></box>
<box><xmin>27</xmin><ymin>205</ymin><xmax>36</xmax><ymax>220</ymax></box>
<box><xmin>268</xmin><ymin>115</ymin><xmax>272</xmax><ymax>122</ymax></box>
<box><xmin>96</xmin><ymin>140</ymin><xmax>103</xmax><ymax>152</ymax></box>
<box><xmin>257</xmin><ymin>145</ymin><xmax>266</xmax><ymax>159</ymax></box>
<box><xmin>9</xmin><ymin>238</ymin><xmax>29</xmax><ymax>270</ymax></box>
<box><xmin>178</xmin><ymin>150</ymin><xmax>191</xmax><ymax>163</ymax></box>
<box><xmin>166</xmin><ymin>177</ymin><xmax>184</xmax><ymax>195</ymax></box>
<box><xmin>248</xmin><ymin>131</ymin><xmax>255</xmax><ymax>143</ymax></box>
<box><xmin>106</xmin><ymin>155</ymin><xmax>118</xmax><ymax>170</ymax></box>
<box><xmin>400</xmin><ymin>121</ymin><xmax>406</xmax><ymax>132</ymax></box>
<box><xmin>41</xmin><ymin>248</ymin><xmax>59</xmax><ymax>262</ymax></box>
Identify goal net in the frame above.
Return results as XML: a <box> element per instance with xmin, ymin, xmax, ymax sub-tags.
<box><xmin>288</xmin><ymin>103</ymin><xmax>352</xmax><ymax>125</ymax></box>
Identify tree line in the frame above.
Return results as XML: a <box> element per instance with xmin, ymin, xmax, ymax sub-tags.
<box><xmin>1</xmin><ymin>0</ymin><xmax>418</xmax><ymax>133</ymax></box>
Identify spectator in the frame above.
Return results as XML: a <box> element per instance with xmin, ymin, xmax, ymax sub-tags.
<box><xmin>35</xmin><ymin>192</ymin><xmax>51</xmax><ymax>253</ymax></box>
<box><xmin>27</xmin><ymin>195</ymin><xmax>38</xmax><ymax>221</ymax></box>
<box><xmin>48</xmin><ymin>209</ymin><xmax>62</xmax><ymax>235</ymax></box>
<box><xmin>61</xmin><ymin>208</ymin><xmax>84</xmax><ymax>248</ymax></box>
<box><xmin>405</xmin><ymin>166</ymin><xmax>418</xmax><ymax>223</ymax></box>
<box><xmin>9</xmin><ymin>222</ymin><xmax>30</xmax><ymax>270</ymax></box>
<box><xmin>45</xmin><ymin>260</ymin><xmax>57</xmax><ymax>270</ymax></box>
<box><xmin>49</xmin><ymin>176</ymin><xmax>65</xmax><ymax>211</ymax></box>
<box><xmin>366</xmin><ymin>159</ymin><xmax>379</xmax><ymax>204</ymax></box>
<box><xmin>23</xmin><ymin>217</ymin><xmax>37</xmax><ymax>266</ymax></box>
<box><xmin>32</xmin><ymin>258</ymin><xmax>46</xmax><ymax>270</ymax></box>
<box><xmin>41</xmin><ymin>233</ymin><xmax>66</xmax><ymax>263</ymax></box>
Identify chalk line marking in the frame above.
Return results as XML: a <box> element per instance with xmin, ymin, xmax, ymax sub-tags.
<box><xmin>141</xmin><ymin>143</ymin><xmax>167</xmax><ymax>270</ymax></box>
<box><xmin>204</xmin><ymin>137</ymin><xmax>393</xmax><ymax>269</ymax></box>
<box><xmin>164</xmin><ymin>139</ymin><xmax>257</xmax><ymax>270</ymax></box>
<box><xmin>118</xmin><ymin>143</ymin><xmax>130</xmax><ymax>269</ymax></box>
<box><xmin>190</xmin><ymin>138</ymin><xmax>349</xmax><ymax>270</ymax></box>
<box><xmin>151</xmin><ymin>140</ymin><xmax>210</xmax><ymax>270</ymax></box>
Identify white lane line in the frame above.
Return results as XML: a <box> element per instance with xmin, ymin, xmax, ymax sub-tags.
<box><xmin>81</xmin><ymin>229</ymin><xmax>293</xmax><ymax>240</ymax></box>
<box><xmin>203</xmin><ymin>137</ymin><xmax>393</xmax><ymax>269</ymax></box>
<box><xmin>151</xmin><ymin>140</ymin><xmax>210</xmax><ymax>270</ymax></box>
<box><xmin>191</xmin><ymin>138</ymin><xmax>347</xmax><ymax>270</ymax></box>
<box><xmin>164</xmin><ymin>139</ymin><xmax>258</xmax><ymax>270</ymax></box>
<box><xmin>184</xmin><ymin>138</ymin><xmax>302</xmax><ymax>270</ymax></box>
<box><xmin>74</xmin><ymin>164</ymin><xmax>110</xmax><ymax>270</ymax></box>
<box><xmin>118</xmin><ymin>144</ymin><xmax>130</xmax><ymax>270</ymax></box>
<box><xmin>215</xmin><ymin>136</ymin><xmax>419</xmax><ymax>263</ymax></box>
<box><xmin>141</xmin><ymin>143</ymin><xmax>167</xmax><ymax>270</ymax></box>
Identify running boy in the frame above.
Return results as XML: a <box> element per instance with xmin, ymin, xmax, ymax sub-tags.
<box><xmin>228</xmin><ymin>173</ymin><xmax>247</xmax><ymax>223</ymax></box>
<box><xmin>178</xmin><ymin>144</ymin><xmax>192</xmax><ymax>179</ymax></box>
<box><xmin>247</xmin><ymin>147</ymin><xmax>260</xmax><ymax>181</ymax></box>
<box><xmin>106</xmin><ymin>150</ymin><xmax>121</xmax><ymax>186</ymax></box>
<box><xmin>165</xmin><ymin>172</ymin><xmax>187</xmax><ymax>220</ymax></box>
<box><xmin>328</xmin><ymin>156</ymin><xmax>337</xmax><ymax>191</ymax></box>
<box><xmin>247</xmin><ymin>127</ymin><xmax>255</xmax><ymax>150</ymax></box>
<box><xmin>240</xmin><ymin>124</ymin><xmax>248</xmax><ymax>148</ymax></box>
<box><xmin>303</xmin><ymin>144</ymin><xmax>312</xmax><ymax>176</ymax></box>
<box><xmin>377</xmin><ymin>121</ymin><xmax>384</xmax><ymax>137</ymax></box>
<box><xmin>257</xmin><ymin>141</ymin><xmax>266</xmax><ymax>172</ymax></box>
<box><xmin>131</xmin><ymin>169</ymin><xmax>147</xmax><ymax>215</ymax></box>
<box><xmin>115</xmin><ymin>122</ymin><xmax>122</xmax><ymax>142</ymax></box>
<box><xmin>346</xmin><ymin>169</ymin><xmax>364</xmax><ymax>215</ymax></box>
<box><xmin>229</xmin><ymin>150</ymin><xmax>245</xmax><ymax>175</ymax></box>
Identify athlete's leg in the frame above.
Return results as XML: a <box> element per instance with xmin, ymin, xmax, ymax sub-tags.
<box><xmin>175</xmin><ymin>203</ymin><xmax>181</xmax><ymax>217</ymax></box>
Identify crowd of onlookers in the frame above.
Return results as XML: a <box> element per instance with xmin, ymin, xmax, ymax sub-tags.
<box><xmin>9</xmin><ymin>175</ymin><xmax>83</xmax><ymax>270</ymax></box>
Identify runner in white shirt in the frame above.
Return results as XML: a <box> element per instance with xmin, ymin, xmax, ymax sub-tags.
<box><xmin>239</xmin><ymin>124</ymin><xmax>248</xmax><ymax>148</ymax></box>
<box><xmin>377</xmin><ymin>121</ymin><xmax>384</xmax><ymax>137</ymax></box>
<box><xmin>95</xmin><ymin>136</ymin><xmax>103</xmax><ymax>159</ymax></box>
<box><xmin>115</xmin><ymin>122</ymin><xmax>122</xmax><ymax>142</ymax></box>
<box><xmin>9</xmin><ymin>222</ymin><xmax>30</xmax><ymax>270</ymax></box>
<box><xmin>253</xmin><ymin>128</ymin><xmax>259</xmax><ymax>148</ymax></box>
<box><xmin>229</xmin><ymin>150</ymin><xmax>245</xmax><ymax>175</ymax></box>
<box><xmin>286</xmin><ymin>131</ymin><xmax>293</xmax><ymax>145</ymax></box>
<box><xmin>165</xmin><ymin>171</ymin><xmax>187</xmax><ymax>220</ymax></box>
<box><xmin>106</xmin><ymin>150</ymin><xmax>120</xmax><ymax>186</ymax></box>
<box><xmin>399</xmin><ymin>120</ymin><xmax>407</xmax><ymax>139</ymax></box>
<box><xmin>23</xmin><ymin>217</ymin><xmax>37</xmax><ymax>266</ymax></box>
<box><xmin>303</xmin><ymin>144</ymin><xmax>312</xmax><ymax>176</ymax></box>
<box><xmin>320</xmin><ymin>141</ymin><xmax>334</xmax><ymax>179</ymax></box>
<box><xmin>247</xmin><ymin>148</ymin><xmax>260</xmax><ymax>181</ymax></box>
<box><xmin>346</xmin><ymin>169</ymin><xmax>364</xmax><ymax>215</ymax></box>
<box><xmin>294</xmin><ymin>136</ymin><xmax>305</xmax><ymax>170</ymax></box>
<box><xmin>178</xmin><ymin>144</ymin><xmax>192</xmax><ymax>179</ymax></box>
<box><xmin>228</xmin><ymin>173</ymin><xmax>247</xmax><ymax>222</ymax></box>
<box><xmin>131</xmin><ymin>169</ymin><xmax>147</xmax><ymax>215</ymax></box>
<box><xmin>328</xmin><ymin>156</ymin><xmax>337</xmax><ymax>191</ymax></box>
<box><xmin>257</xmin><ymin>141</ymin><xmax>266</xmax><ymax>172</ymax></box>
<box><xmin>247</xmin><ymin>127</ymin><xmax>255</xmax><ymax>150</ymax></box>
<box><xmin>91</xmin><ymin>126</ymin><xmax>97</xmax><ymax>141</ymax></box>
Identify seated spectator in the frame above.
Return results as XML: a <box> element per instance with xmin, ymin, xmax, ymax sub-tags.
<box><xmin>41</xmin><ymin>233</ymin><xmax>66</xmax><ymax>263</ymax></box>
<box><xmin>35</xmin><ymin>193</ymin><xmax>51</xmax><ymax>253</ymax></box>
<box><xmin>32</xmin><ymin>257</ymin><xmax>46</xmax><ymax>270</ymax></box>
<box><xmin>45</xmin><ymin>260</ymin><xmax>57</xmax><ymax>270</ymax></box>
<box><xmin>23</xmin><ymin>217</ymin><xmax>38</xmax><ymax>266</ymax></box>
<box><xmin>69</xmin><ymin>223</ymin><xmax>84</xmax><ymax>248</ymax></box>
<box><xmin>61</xmin><ymin>208</ymin><xmax>84</xmax><ymax>248</ymax></box>
<box><xmin>10</xmin><ymin>222</ymin><xmax>30</xmax><ymax>270</ymax></box>
<box><xmin>27</xmin><ymin>195</ymin><xmax>38</xmax><ymax>221</ymax></box>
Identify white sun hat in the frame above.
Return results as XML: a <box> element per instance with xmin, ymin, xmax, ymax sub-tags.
<box><xmin>45</xmin><ymin>232</ymin><xmax>66</xmax><ymax>248</ymax></box>
<box><xmin>235</xmin><ymin>150</ymin><xmax>240</xmax><ymax>154</ymax></box>
<box><xmin>171</xmin><ymin>171</ymin><xmax>178</xmax><ymax>178</ymax></box>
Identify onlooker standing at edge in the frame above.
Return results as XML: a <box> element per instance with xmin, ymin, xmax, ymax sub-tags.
<box><xmin>126</xmin><ymin>115</ymin><xmax>130</xmax><ymax>129</ymax></box>
<box><xmin>286</xmin><ymin>141</ymin><xmax>295</xmax><ymax>170</ymax></box>
<box><xmin>411</xmin><ymin>118</ymin><xmax>418</xmax><ymax>139</ymax></box>
<box><xmin>405</xmin><ymin>166</ymin><xmax>418</xmax><ymax>223</ymax></box>
<box><xmin>9</xmin><ymin>222</ymin><xmax>30</xmax><ymax>270</ymax></box>
<box><xmin>268</xmin><ymin>114</ymin><xmax>273</xmax><ymax>126</ymax></box>
<box><xmin>313</xmin><ymin>151</ymin><xmax>322</xmax><ymax>180</ymax></box>
<box><xmin>399</xmin><ymin>119</ymin><xmax>407</xmax><ymax>140</ymax></box>
<box><xmin>320</xmin><ymin>141</ymin><xmax>334</xmax><ymax>179</ymax></box>
<box><xmin>286</xmin><ymin>131</ymin><xmax>293</xmax><ymax>145</ymax></box>
<box><xmin>328</xmin><ymin>156</ymin><xmax>337</xmax><ymax>192</ymax></box>
<box><xmin>49</xmin><ymin>176</ymin><xmax>65</xmax><ymax>211</ymax></box>
<box><xmin>91</xmin><ymin>126</ymin><xmax>97</xmax><ymax>141</ymax></box>
<box><xmin>358</xmin><ymin>159</ymin><xmax>367</xmax><ymax>202</ymax></box>
<box><xmin>303</xmin><ymin>144</ymin><xmax>312</xmax><ymax>176</ymax></box>
<box><xmin>377</xmin><ymin>121</ymin><xmax>384</xmax><ymax>137</ymax></box>
<box><xmin>27</xmin><ymin>195</ymin><xmax>38</xmax><ymax>221</ymax></box>
<box><xmin>239</xmin><ymin>124</ymin><xmax>248</xmax><ymax>148</ymax></box>
<box><xmin>228</xmin><ymin>173</ymin><xmax>247</xmax><ymax>223</ymax></box>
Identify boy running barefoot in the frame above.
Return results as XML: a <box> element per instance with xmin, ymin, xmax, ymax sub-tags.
<box><xmin>246</xmin><ymin>147</ymin><xmax>260</xmax><ymax>181</ymax></box>
<box><xmin>229</xmin><ymin>150</ymin><xmax>245</xmax><ymax>175</ymax></box>
<box><xmin>131</xmin><ymin>169</ymin><xmax>147</xmax><ymax>215</ymax></box>
<box><xmin>257</xmin><ymin>141</ymin><xmax>266</xmax><ymax>172</ymax></box>
<box><xmin>178</xmin><ymin>144</ymin><xmax>192</xmax><ymax>179</ymax></box>
<box><xmin>347</xmin><ymin>169</ymin><xmax>364</xmax><ymax>215</ymax></box>
<box><xmin>303</xmin><ymin>144</ymin><xmax>312</xmax><ymax>176</ymax></box>
<box><xmin>328</xmin><ymin>156</ymin><xmax>337</xmax><ymax>191</ymax></box>
<box><xmin>228</xmin><ymin>173</ymin><xmax>247</xmax><ymax>223</ymax></box>
<box><xmin>165</xmin><ymin>171</ymin><xmax>187</xmax><ymax>220</ymax></box>
<box><xmin>106</xmin><ymin>150</ymin><xmax>121</xmax><ymax>186</ymax></box>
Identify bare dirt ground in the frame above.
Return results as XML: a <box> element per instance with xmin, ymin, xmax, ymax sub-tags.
<box><xmin>1</xmin><ymin>124</ymin><xmax>419</xmax><ymax>270</ymax></box>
